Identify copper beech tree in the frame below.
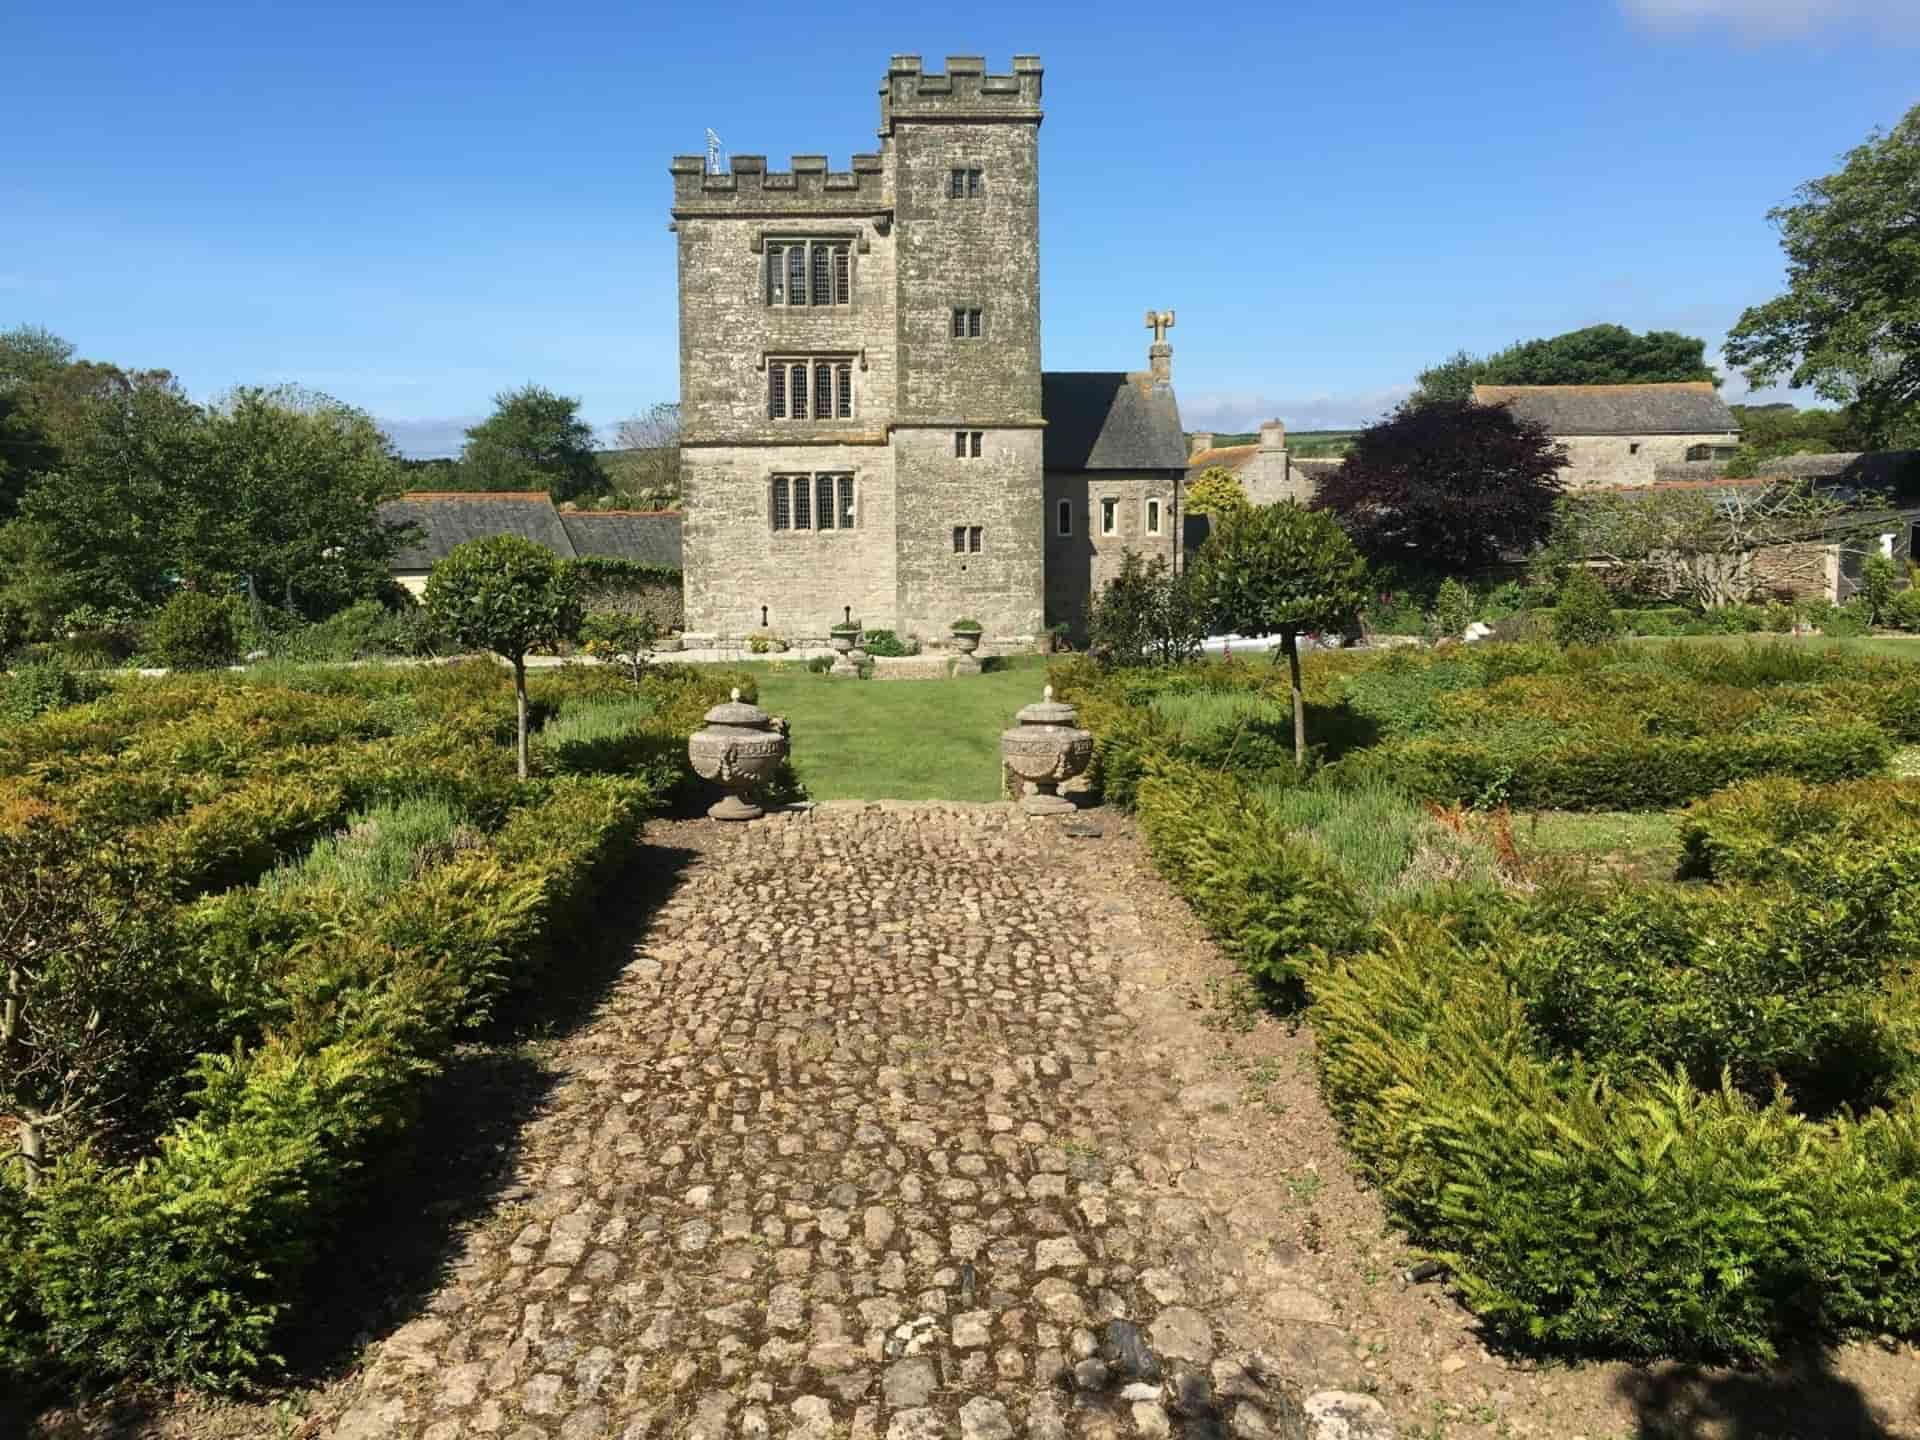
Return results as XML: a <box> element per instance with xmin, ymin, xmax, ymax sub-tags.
<box><xmin>1312</xmin><ymin>398</ymin><xmax>1567</xmax><ymax>575</ymax></box>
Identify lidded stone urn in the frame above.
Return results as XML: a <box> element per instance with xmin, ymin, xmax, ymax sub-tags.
<box><xmin>688</xmin><ymin>687</ymin><xmax>788</xmax><ymax>821</ymax></box>
<box><xmin>1000</xmin><ymin>685</ymin><xmax>1093</xmax><ymax>815</ymax></box>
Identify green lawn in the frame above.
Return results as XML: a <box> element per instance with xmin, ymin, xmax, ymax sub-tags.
<box><xmin>747</xmin><ymin>655</ymin><xmax>1053</xmax><ymax>801</ymax></box>
<box><xmin>1628</xmin><ymin>634</ymin><xmax>1920</xmax><ymax>661</ymax></box>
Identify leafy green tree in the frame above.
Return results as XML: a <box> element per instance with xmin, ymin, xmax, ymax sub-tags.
<box><xmin>190</xmin><ymin>386</ymin><xmax>410</xmax><ymax>620</ymax></box>
<box><xmin>0</xmin><ymin>325</ymin><xmax>75</xmax><ymax>391</ymax></box>
<box><xmin>1552</xmin><ymin>569</ymin><xmax>1620</xmax><ymax>647</ymax></box>
<box><xmin>1086</xmin><ymin>552</ymin><xmax>1208</xmax><ymax>668</ymax></box>
<box><xmin>1188</xmin><ymin>503</ymin><xmax>1370</xmax><ymax>765</ymax></box>
<box><xmin>1185</xmin><ymin>467</ymin><xmax>1250</xmax><ymax>517</ymax></box>
<box><xmin>1313</xmin><ymin>399</ymin><xmax>1567</xmax><ymax>575</ymax></box>
<box><xmin>1479</xmin><ymin>324</ymin><xmax>1718</xmax><ymax>387</ymax></box>
<box><xmin>1409</xmin><ymin>326</ymin><xmax>1718</xmax><ymax>407</ymax></box>
<box><xmin>1726</xmin><ymin>103</ymin><xmax>1920</xmax><ymax>447</ymax></box>
<box><xmin>1407</xmin><ymin>349</ymin><xmax>1483</xmax><ymax>408</ymax></box>
<box><xmin>608</xmin><ymin>401</ymin><xmax>683</xmax><ymax>509</ymax></box>
<box><xmin>460</xmin><ymin>384</ymin><xmax>604</xmax><ymax>503</ymax></box>
<box><xmin>0</xmin><ymin>391</ymin><xmax>56</xmax><ymax>522</ymax></box>
<box><xmin>425</xmin><ymin>535</ymin><xmax>583</xmax><ymax>778</ymax></box>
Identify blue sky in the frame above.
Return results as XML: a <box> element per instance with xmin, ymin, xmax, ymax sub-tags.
<box><xmin>4</xmin><ymin>0</ymin><xmax>1916</xmax><ymax>456</ymax></box>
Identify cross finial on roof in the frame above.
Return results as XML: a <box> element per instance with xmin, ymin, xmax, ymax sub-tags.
<box><xmin>1145</xmin><ymin>309</ymin><xmax>1175</xmax><ymax>344</ymax></box>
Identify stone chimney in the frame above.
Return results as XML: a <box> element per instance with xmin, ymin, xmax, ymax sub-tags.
<box><xmin>1189</xmin><ymin>432</ymin><xmax>1215</xmax><ymax>457</ymax></box>
<box><xmin>1146</xmin><ymin>309</ymin><xmax>1175</xmax><ymax>385</ymax></box>
<box><xmin>1259</xmin><ymin>419</ymin><xmax>1286</xmax><ymax>452</ymax></box>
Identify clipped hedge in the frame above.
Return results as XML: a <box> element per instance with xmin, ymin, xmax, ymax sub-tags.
<box><xmin>1315</xmin><ymin>913</ymin><xmax>1920</xmax><ymax>1362</ymax></box>
<box><xmin>1681</xmin><ymin>775</ymin><xmax>1920</xmax><ymax>882</ymax></box>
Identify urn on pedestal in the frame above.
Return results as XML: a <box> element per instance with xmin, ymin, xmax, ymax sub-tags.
<box><xmin>1000</xmin><ymin>685</ymin><xmax>1094</xmax><ymax>815</ymax></box>
<box><xmin>829</xmin><ymin>620</ymin><xmax>863</xmax><ymax>679</ymax></box>
<box><xmin>688</xmin><ymin>687</ymin><xmax>789</xmax><ymax>821</ymax></box>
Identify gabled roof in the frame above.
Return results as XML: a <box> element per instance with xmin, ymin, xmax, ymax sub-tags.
<box><xmin>1042</xmin><ymin>371</ymin><xmax>1188</xmax><ymax>471</ymax></box>
<box><xmin>381</xmin><ymin>492</ymin><xmax>577</xmax><ymax>570</ymax></box>
<box><xmin>1473</xmin><ymin>381</ymin><xmax>1737</xmax><ymax>436</ymax></box>
<box><xmin>1186</xmin><ymin>443</ymin><xmax>1257</xmax><ymax>474</ymax></box>
<box><xmin>560</xmin><ymin>511</ymin><xmax>685</xmax><ymax>568</ymax></box>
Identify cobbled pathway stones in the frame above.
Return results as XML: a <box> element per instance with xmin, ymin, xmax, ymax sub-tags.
<box><xmin>324</xmin><ymin>805</ymin><xmax>1388</xmax><ymax>1440</ymax></box>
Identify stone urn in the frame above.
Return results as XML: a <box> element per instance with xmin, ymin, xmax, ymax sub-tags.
<box><xmin>1000</xmin><ymin>684</ymin><xmax>1093</xmax><ymax>815</ymax></box>
<box><xmin>829</xmin><ymin>623</ymin><xmax>863</xmax><ymax>678</ymax></box>
<box><xmin>950</xmin><ymin>624</ymin><xmax>983</xmax><ymax>676</ymax></box>
<box><xmin>688</xmin><ymin>687</ymin><xmax>789</xmax><ymax>821</ymax></box>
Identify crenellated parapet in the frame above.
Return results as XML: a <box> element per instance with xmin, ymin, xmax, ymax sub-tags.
<box><xmin>880</xmin><ymin>55</ymin><xmax>1043</xmax><ymax>132</ymax></box>
<box><xmin>671</xmin><ymin>153</ymin><xmax>887</xmax><ymax>216</ymax></box>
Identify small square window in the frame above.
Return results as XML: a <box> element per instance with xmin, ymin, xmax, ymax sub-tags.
<box><xmin>1629</xmin><ymin>442</ymin><xmax>1642</xmax><ymax>455</ymax></box>
<box><xmin>1056</xmin><ymin>499</ymin><xmax>1072</xmax><ymax>536</ymax></box>
<box><xmin>949</xmin><ymin>168</ymin><xmax>982</xmax><ymax>199</ymax></box>
<box><xmin>952</xmin><ymin>308</ymin><xmax>982</xmax><ymax>339</ymax></box>
<box><xmin>1100</xmin><ymin>497</ymin><xmax>1118</xmax><ymax>535</ymax></box>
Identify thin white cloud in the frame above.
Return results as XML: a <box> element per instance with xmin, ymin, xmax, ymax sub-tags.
<box><xmin>1621</xmin><ymin>0</ymin><xmax>1920</xmax><ymax>38</ymax></box>
<box><xmin>378</xmin><ymin>416</ymin><xmax>483</xmax><ymax>461</ymax></box>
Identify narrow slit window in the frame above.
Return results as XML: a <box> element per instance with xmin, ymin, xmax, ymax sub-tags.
<box><xmin>952</xmin><ymin>526</ymin><xmax>966</xmax><ymax>554</ymax></box>
<box><xmin>768</xmin><ymin>364</ymin><xmax>786</xmax><ymax>419</ymax></box>
<box><xmin>951</xmin><ymin>308</ymin><xmax>965</xmax><ymax>339</ymax></box>
<box><xmin>968</xmin><ymin>526</ymin><xmax>982</xmax><ymax>554</ymax></box>
<box><xmin>835</xmin><ymin>362</ymin><xmax>851</xmax><ymax>418</ymax></box>
<box><xmin>771</xmin><ymin>477</ymin><xmax>791</xmax><ymax>531</ymax></box>
<box><xmin>967</xmin><ymin>169</ymin><xmax>982</xmax><ymax>197</ymax></box>
<box><xmin>967</xmin><ymin>308</ymin><xmax>982</xmax><ymax>337</ymax></box>
<box><xmin>767</xmin><ymin>244</ymin><xmax>785</xmax><ymax>305</ymax></box>
<box><xmin>787</xmin><ymin>247</ymin><xmax>806</xmax><ymax>306</ymax></box>
<box><xmin>790</xmin><ymin>363</ymin><xmax>808</xmax><ymax>419</ymax></box>
<box><xmin>949</xmin><ymin>168</ymin><xmax>964</xmax><ymax>198</ymax></box>
<box><xmin>1146</xmin><ymin>498</ymin><xmax>1161</xmax><ymax>535</ymax></box>
<box><xmin>954</xmin><ymin>430</ymin><xmax>967</xmax><ymax>458</ymax></box>
<box><xmin>1101</xmin><ymin>497</ymin><xmax>1118</xmax><ymax>535</ymax></box>
<box><xmin>833</xmin><ymin>245</ymin><xmax>850</xmax><ymax>304</ymax></box>
<box><xmin>1056</xmin><ymin>499</ymin><xmax>1072</xmax><ymax>536</ymax></box>
<box><xmin>793</xmin><ymin>475</ymin><xmax>812</xmax><ymax>530</ymax></box>
<box><xmin>816</xmin><ymin>476</ymin><xmax>835</xmax><ymax>530</ymax></box>
<box><xmin>838</xmin><ymin>475</ymin><xmax>855</xmax><ymax>528</ymax></box>
<box><xmin>811</xmin><ymin>245</ymin><xmax>831</xmax><ymax>306</ymax></box>
<box><xmin>969</xmin><ymin>431</ymin><xmax>982</xmax><ymax>458</ymax></box>
<box><xmin>814</xmin><ymin>362</ymin><xmax>832</xmax><ymax>420</ymax></box>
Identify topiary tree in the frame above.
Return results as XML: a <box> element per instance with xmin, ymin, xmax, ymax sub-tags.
<box><xmin>1186</xmin><ymin>466</ymin><xmax>1250</xmax><ymax>518</ymax></box>
<box><xmin>1188</xmin><ymin>503</ymin><xmax>1370</xmax><ymax>765</ymax></box>
<box><xmin>1552</xmin><ymin>568</ymin><xmax>1620</xmax><ymax>647</ymax></box>
<box><xmin>145</xmin><ymin>590</ymin><xmax>238</xmax><ymax>671</ymax></box>
<box><xmin>425</xmin><ymin>535</ymin><xmax>583</xmax><ymax>778</ymax></box>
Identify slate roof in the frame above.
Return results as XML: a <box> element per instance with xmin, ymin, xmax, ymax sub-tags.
<box><xmin>1042</xmin><ymin>371</ymin><xmax>1188</xmax><ymax>471</ymax></box>
<box><xmin>1473</xmin><ymin>382</ymin><xmax>1738</xmax><ymax>436</ymax></box>
<box><xmin>380</xmin><ymin>492</ymin><xmax>687</xmax><ymax>571</ymax></box>
<box><xmin>1652</xmin><ymin>451</ymin><xmax>1920</xmax><ymax>497</ymax></box>
<box><xmin>560</xmin><ymin>511</ymin><xmax>684</xmax><ymax>568</ymax></box>
<box><xmin>381</xmin><ymin>492</ymin><xmax>577</xmax><ymax>570</ymax></box>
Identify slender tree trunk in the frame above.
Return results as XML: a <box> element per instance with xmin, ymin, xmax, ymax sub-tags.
<box><xmin>17</xmin><ymin>1110</ymin><xmax>42</xmax><ymax>1193</ymax></box>
<box><xmin>514</xmin><ymin>656</ymin><xmax>530</xmax><ymax>780</ymax></box>
<box><xmin>1285</xmin><ymin>628</ymin><xmax>1307</xmax><ymax>767</ymax></box>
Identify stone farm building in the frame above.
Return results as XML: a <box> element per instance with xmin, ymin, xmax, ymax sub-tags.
<box><xmin>1184</xmin><ymin>422</ymin><xmax>1339</xmax><ymax>508</ymax></box>
<box><xmin>1472</xmin><ymin>381</ymin><xmax>1741</xmax><ymax>490</ymax></box>
<box><xmin>380</xmin><ymin>491</ymin><xmax>684</xmax><ymax>620</ymax></box>
<box><xmin>670</xmin><ymin>55</ymin><xmax>1184</xmax><ymax>647</ymax></box>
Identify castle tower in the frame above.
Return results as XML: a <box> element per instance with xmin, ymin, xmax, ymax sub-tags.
<box><xmin>668</xmin><ymin>56</ymin><xmax>1046</xmax><ymax>645</ymax></box>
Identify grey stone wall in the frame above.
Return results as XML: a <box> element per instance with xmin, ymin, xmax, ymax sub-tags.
<box><xmin>1558</xmin><ymin>432</ymin><xmax>1742</xmax><ymax>490</ymax></box>
<box><xmin>681</xmin><ymin>442</ymin><xmax>896</xmax><ymax>639</ymax></box>
<box><xmin>1043</xmin><ymin>471</ymin><xmax>1181</xmax><ymax>638</ymax></box>
<box><xmin>894</xmin><ymin>427</ymin><xmax>1044</xmax><ymax>642</ymax></box>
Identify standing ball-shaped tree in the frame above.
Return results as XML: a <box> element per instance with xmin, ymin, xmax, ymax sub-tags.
<box><xmin>425</xmin><ymin>535</ymin><xmax>583</xmax><ymax>778</ymax></box>
<box><xmin>1188</xmin><ymin>502</ymin><xmax>1370</xmax><ymax>765</ymax></box>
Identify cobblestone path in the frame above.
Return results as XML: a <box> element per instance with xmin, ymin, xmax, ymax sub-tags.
<box><xmin>325</xmin><ymin>805</ymin><xmax>1391</xmax><ymax>1440</ymax></box>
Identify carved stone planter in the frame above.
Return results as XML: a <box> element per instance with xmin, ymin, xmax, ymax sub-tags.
<box><xmin>688</xmin><ymin>688</ymin><xmax>788</xmax><ymax>821</ymax></box>
<box><xmin>829</xmin><ymin>625</ymin><xmax>863</xmax><ymax>678</ymax></box>
<box><xmin>950</xmin><ymin>628</ymin><xmax>982</xmax><ymax>676</ymax></box>
<box><xmin>1000</xmin><ymin>684</ymin><xmax>1093</xmax><ymax>815</ymax></box>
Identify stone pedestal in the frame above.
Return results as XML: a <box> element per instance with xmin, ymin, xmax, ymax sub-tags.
<box><xmin>688</xmin><ymin>688</ymin><xmax>789</xmax><ymax>821</ymax></box>
<box><xmin>1000</xmin><ymin>685</ymin><xmax>1093</xmax><ymax>816</ymax></box>
<box><xmin>829</xmin><ymin>629</ymin><xmax>862</xmax><ymax>679</ymax></box>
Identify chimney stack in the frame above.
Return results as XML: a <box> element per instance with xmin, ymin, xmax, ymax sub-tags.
<box><xmin>1145</xmin><ymin>308</ymin><xmax>1175</xmax><ymax>385</ymax></box>
<box><xmin>1189</xmin><ymin>432</ymin><xmax>1215</xmax><ymax>457</ymax></box>
<box><xmin>1259</xmin><ymin>419</ymin><xmax>1286</xmax><ymax>451</ymax></box>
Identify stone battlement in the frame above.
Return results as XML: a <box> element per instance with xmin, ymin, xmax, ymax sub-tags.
<box><xmin>880</xmin><ymin>55</ymin><xmax>1043</xmax><ymax>131</ymax></box>
<box><xmin>670</xmin><ymin>153</ymin><xmax>887</xmax><ymax>213</ymax></box>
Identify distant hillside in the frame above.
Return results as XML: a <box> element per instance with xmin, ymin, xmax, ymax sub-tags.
<box><xmin>1189</xmin><ymin>430</ymin><xmax>1357</xmax><ymax>459</ymax></box>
